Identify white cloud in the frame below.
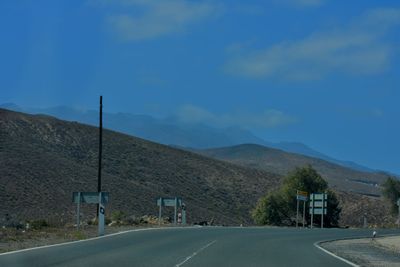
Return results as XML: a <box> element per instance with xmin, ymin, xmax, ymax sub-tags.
<box><xmin>224</xmin><ymin>8</ymin><xmax>400</xmax><ymax>80</ymax></box>
<box><xmin>175</xmin><ymin>105</ymin><xmax>296</xmax><ymax>129</ymax></box>
<box><xmin>100</xmin><ymin>0</ymin><xmax>221</xmax><ymax>41</ymax></box>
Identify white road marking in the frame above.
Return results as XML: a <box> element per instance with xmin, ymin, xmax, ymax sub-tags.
<box><xmin>0</xmin><ymin>226</ymin><xmax>196</xmax><ymax>256</ymax></box>
<box><xmin>175</xmin><ymin>240</ymin><xmax>217</xmax><ymax>267</ymax></box>
<box><xmin>314</xmin><ymin>241</ymin><xmax>359</xmax><ymax>267</ymax></box>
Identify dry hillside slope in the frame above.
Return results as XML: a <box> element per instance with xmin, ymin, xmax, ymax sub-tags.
<box><xmin>197</xmin><ymin>144</ymin><xmax>388</xmax><ymax>196</ymax></box>
<box><xmin>0</xmin><ymin>109</ymin><xmax>281</xmax><ymax>226</ymax></box>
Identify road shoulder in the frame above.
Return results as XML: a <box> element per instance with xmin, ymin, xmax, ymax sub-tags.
<box><xmin>319</xmin><ymin>235</ymin><xmax>400</xmax><ymax>267</ymax></box>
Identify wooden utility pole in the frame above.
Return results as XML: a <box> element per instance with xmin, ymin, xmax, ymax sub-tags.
<box><xmin>97</xmin><ymin>96</ymin><xmax>103</xmax><ymax>216</ymax></box>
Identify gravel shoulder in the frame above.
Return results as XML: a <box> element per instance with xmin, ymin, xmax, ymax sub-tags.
<box><xmin>0</xmin><ymin>225</ymin><xmax>168</xmax><ymax>254</ymax></box>
<box><xmin>320</xmin><ymin>235</ymin><xmax>400</xmax><ymax>267</ymax></box>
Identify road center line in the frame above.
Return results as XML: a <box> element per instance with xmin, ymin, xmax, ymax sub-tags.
<box><xmin>175</xmin><ymin>240</ymin><xmax>217</xmax><ymax>267</ymax></box>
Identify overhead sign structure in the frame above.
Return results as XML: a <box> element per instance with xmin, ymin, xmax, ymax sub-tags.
<box><xmin>310</xmin><ymin>193</ymin><xmax>327</xmax><ymax>228</ymax></box>
<box><xmin>157</xmin><ymin>197</ymin><xmax>184</xmax><ymax>226</ymax></box>
<box><xmin>296</xmin><ymin>190</ymin><xmax>308</xmax><ymax>228</ymax></box>
<box><xmin>72</xmin><ymin>191</ymin><xmax>109</xmax><ymax>235</ymax></box>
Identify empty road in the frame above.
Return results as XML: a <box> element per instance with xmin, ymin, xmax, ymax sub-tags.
<box><xmin>1</xmin><ymin>227</ymin><xmax>399</xmax><ymax>266</ymax></box>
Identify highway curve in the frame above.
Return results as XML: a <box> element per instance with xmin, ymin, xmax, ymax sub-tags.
<box><xmin>1</xmin><ymin>227</ymin><xmax>399</xmax><ymax>267</ymax></box>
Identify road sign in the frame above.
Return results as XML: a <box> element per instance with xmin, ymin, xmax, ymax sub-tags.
<box><xmin>157</xmin><ymin>197</ymin><xmax>182</xmax><ymax>207</ymax></box>
<box><xmin>157</xmin><ymin>197</ymin><xmax>184</xmax><ymax>226</ymax></box>
<box><xmin>296</xmin><ymin>190</ymin><xmax>308</xmax><ymax>228</ymax></box>
<box><xmin>72</xmin><ymin>192</ymin><xmax>109</xmax><ymax>235</ymax></box>
<box><xmin>296</xmin><ymin>190</ymin><xmax>308</xmax><ymax>201</ymax></box>
<box><xmin>312</xmin><ymin>201</ymin><xmax>327</xmax><ymax>208</ymax></box>
<box><xmin>311</xmin><ymin>193</ymin><xmax>327</xmax><ymax>201</ymax></box>
<box><xmin>73</xmin><ymin>192</ymin><xmax>109</xmax><ymax>204</ymax></box>
<box><xmin>309</xmin><ymin>208</ymin><xmax>327</xmax><ymax>215</ymax></box>
<box><xmin>310</xmin><ymin>193</ymin><xmax>328</xmax><ymax>228</ymax></box>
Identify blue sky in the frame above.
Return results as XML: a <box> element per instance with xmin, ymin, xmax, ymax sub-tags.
<box><xmin>1</xmin><ymin>0</ymin><xmax>400</xmax><ymax>173</ymax></box>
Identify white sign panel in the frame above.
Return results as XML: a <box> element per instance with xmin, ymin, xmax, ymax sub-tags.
<box><xmin>310</xmin><ymin>208</ymin><xmax>327</xmax><ymax>215</ymax></box>
<box><xmin>311</xmin><ymin>193</ymin><xmax>327</xmax><ymax>200</ymax></box>
<box><xmin>313</xmin><ymin>201</ymin><xmax>327</xmax><ymax>208</ymax></box>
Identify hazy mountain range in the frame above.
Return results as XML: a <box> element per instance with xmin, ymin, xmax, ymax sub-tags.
<box><xmin>0</xmin><ymin>103</ymin><xmax>384</xmax><ymax>174</ymax></box>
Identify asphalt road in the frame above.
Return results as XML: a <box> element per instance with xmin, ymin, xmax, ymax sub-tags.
<box><xmin>1</xmin><ymin>227</ymin><xmax>399</xmax><ymax>267</ymax></box>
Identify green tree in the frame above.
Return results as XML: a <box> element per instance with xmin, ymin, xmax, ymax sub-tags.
<box><xmin>382</xmin><ymin>177</ymin><xmax>400</xmax><ymax>215</ymax></box>
<box><xmin>252</xmin><ymin>192</ymin><xmax>289</xmax><ymax>226</ymax></box>
<box><xmin>252</xmin><ymin>165</ymin><xmax>341</xmax><ymax>227</ymax></box>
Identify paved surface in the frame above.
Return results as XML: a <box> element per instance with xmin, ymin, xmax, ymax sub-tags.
<box><xmin>0</xmin><ymin>227</ymin><xmax>399</xmax><ymax>267</ymax></box>
<box><xmin>321</xmin><ymin>235</ymin><xmax>400</xmax><ymax>267</ymax></box>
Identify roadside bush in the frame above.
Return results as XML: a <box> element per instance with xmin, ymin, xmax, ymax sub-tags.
<box><xmin>382</xmin><ymin>177</ymin><xmax>400</xmax><ymax>215</ymax></box>
<box><xmin>111</xmin><ymin>210</ymin><xmax>126</xmax><ymax>222</ymax></box>
<box><xmin>29</xmin><ymin>219</ymin><xmax>49</xmax><ymax>230</ymax></box>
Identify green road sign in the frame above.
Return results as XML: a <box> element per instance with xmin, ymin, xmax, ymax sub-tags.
<box><xmin>72</xmin><ymin>192</ymin><xmax>109</xmax><ymax>204</ymax></box>
<box><xmin>157</xmin><ymin>197</ymin><xmax>182</xmax><ymax>207</ymax></box>
<box><xmin>310</xmin><ymin>193</ymin><xmax>328</xmax><ymax>228</ymax></box>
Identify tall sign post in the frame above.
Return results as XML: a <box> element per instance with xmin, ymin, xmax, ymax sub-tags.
<box><xmin>309</xmin><ymin>193</ymin><xmax>327</xmax><ymax>228</ymax></box>
<box><xmin>296</xmin><ymin>190</ymin><xmax>308</xmax><ymax>228</ymax></box>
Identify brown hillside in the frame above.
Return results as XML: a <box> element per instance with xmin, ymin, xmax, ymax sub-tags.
<box><xmin>0</xmin><ymin>109</ymin><xmax>281</xmax><ymax>226</ymax></box>
<box><xmin>197</xmin><ymin>144</ymin><xmax>387</xmax><ymax>196</ymax></box>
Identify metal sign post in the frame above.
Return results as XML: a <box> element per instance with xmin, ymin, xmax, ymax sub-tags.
<box><xmin>310</xmin><ymin>194</ymin><xmax>314</xmax><ymax>228</ymax></box>
<box><xmin>321</xmin><ymin>195</ymin><xmax>324</xmax><ymax>229</ymax></box>
<box><xmin>296</xmin><ymin>190</ymin><xmax>308</xmax><ymax>228</ymax></box>
<box><xmin>76</xmin><ymin>192</ymin><xmax>81</xmax><ymax>230</ymax></box>
<box><xmin>302</xmin><ymin>200</ymin><xmax>306</xmax><ymax>228</ymax></box>
<box><xmin>296</xmin><ymin>198</ymin><xmax>299</xmax><ymax>228</ymax></box>
<box><xmin>174</xmin><ymin>197</ymin><xmax>178</xmax><ymax>225</ymax></box>
<box><xmin>158</xmin><ymin>197</ymin><xmax>163</xmax><ymax>225</ymax></box>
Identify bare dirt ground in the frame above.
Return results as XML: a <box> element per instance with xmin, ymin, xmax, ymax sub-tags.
<box><xmin>320</xmin><ymin>235</ymin><xmax>400</xmax><ymax>267</ymax></box>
